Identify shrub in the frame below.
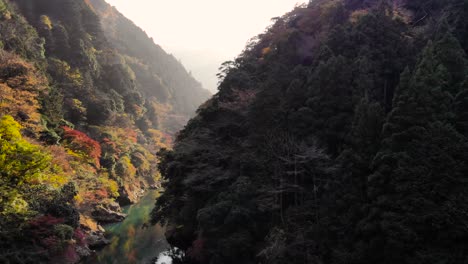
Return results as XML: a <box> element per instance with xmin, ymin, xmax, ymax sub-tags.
<box><xmin>54</xmin><ymin>224</ymin><xmax>73</xmax><ymax>240</ymax></box>
<box><xmin>62</xmin><ymin>126</ymin><xmax>101</xmax><ymax>167</ymax></box>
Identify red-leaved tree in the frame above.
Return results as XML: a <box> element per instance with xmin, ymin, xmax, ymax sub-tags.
<box><xmin>62</xmin><ymin>126</ymin><xmax>102</xmax><ymax>167</ymax></box>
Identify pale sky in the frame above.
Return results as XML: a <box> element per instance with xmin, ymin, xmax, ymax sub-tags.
<box><xmin>105</xmin><ymin>0</ymin><xmax>306</xmax><ymax>92</ymax></box>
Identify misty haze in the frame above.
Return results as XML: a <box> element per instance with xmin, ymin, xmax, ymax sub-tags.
<box><xmin>1</xmin><ymin>0</ymin><xmax>468</xmax><ymax>263</ymax></box>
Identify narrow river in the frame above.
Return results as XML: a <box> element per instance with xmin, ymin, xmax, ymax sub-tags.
<box><xmin>82</xmin><ymin>190</ymin><xmax>172</xmax><ymax>264</ymax></box>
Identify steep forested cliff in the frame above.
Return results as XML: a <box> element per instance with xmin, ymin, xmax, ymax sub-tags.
<box><xmin>154</xmin><ymin>0</ymin><xmax>468</xmax><ymax>263</ymax></box>
<box><xmin>0</xmin><ymin>0</ymin><xmax>209</xmax><ymax>262</ymax></box>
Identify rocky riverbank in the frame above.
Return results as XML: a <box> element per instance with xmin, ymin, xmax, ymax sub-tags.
<box><xmin>81</xmin><ymin>190</ymin><xmax>169</xmax><ymax>264</ymax></box>
<box><xmin>76</xmin><ymin>186</ymin><xmax>152</xmax><ymax>262</ymax></box>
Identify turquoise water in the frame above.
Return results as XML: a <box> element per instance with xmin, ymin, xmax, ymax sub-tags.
<box><xmin>83</xmin><ymin>190</ymin><xmax>170</xmax><ymax>264</ymax></box>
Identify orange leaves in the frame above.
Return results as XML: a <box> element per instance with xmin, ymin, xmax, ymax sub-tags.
<box><xmin>147</xmin><ymin>129</ymin><xmax>172</xmax><ymax>149</ymax></box>
<box><xmin>62</xmin><ymin>126</ymin><xmax>102</xmax><ymax>168</ymax></box>
<box><xmin>82</xmin><ymin>188</ymin><xmax>108</xmax><ymax>204</ymax></box>
<box><xmin>127</xmin><ymin>129</ymin><xmax>138</xmax><ymax>144</ymax></box>
<box><xmin>0</xmin><ymin>51</ymin><xmax>47</xmax><ymax>133</ymax></box>
<box><xmin>0</xmin><ymin>51</ymin><xmax>46</xmax><ymax>90</ymax></box>
<box><xmin>47</xmin><ymin>145</ymin><xmax>73</xmax><ymax>174</ymax></box>
<box><xmin>95</xmin><ymin>188</ymin><xmax>109</xmax><ymax>200</ymax></box>
<box><xmin>261</xmin><ymin>47</ymin><xmax>272</xmax><ymax>57</ymax></box>
<box><xmin>99</xmin><ymin>126</ymin><xmax>137</xmax><ymax>158</ymax></box>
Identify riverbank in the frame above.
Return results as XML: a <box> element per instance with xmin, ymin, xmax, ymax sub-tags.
<box><xmin>81</xmin><ymin>190</ymin><xmax>169</xmax><ymax>264</ymax></box>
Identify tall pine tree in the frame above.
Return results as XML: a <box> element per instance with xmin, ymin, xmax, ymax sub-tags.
<box><xmin>360</xmin><ymin>35</ymin><xmax>468</xmax><ymax>264</ymax></box>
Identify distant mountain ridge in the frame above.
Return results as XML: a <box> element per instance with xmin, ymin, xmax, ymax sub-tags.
<box><xmin>88</xmin><ymin>0</ymin><xmax>211</xmax><ymax>116</ymax></box>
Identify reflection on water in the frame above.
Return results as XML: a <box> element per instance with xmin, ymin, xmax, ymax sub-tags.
<box><xmin>83</xmin><ymin>190</ymin><xmax>170</xmax><ymax>264</ymax></box>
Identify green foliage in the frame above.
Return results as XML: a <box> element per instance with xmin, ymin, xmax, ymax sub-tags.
<box><xmin>41</xmin><ymin>86</ymin><xmax>64</xmax><ymax>126</ymax></box>
<box><xmin>115</xmin><ymin>156</ymin><xmax>136</xmax><ymax>179</ymax></box>
<box><xmin>359</xmin><ymin>34</ymin><xmax>468</xmax><ymax>263</ymax></box>
<box><xmin>0</xmin><ymin>0</ymin><xmax>210</xmax><ymax>261</ymax></box>
<box><xmin>0</xmin><ymin>115</ymin><xmax>52</xmax><ymax>215</ymax></box>
<box><xmin>0</xmin><ymin>0</ymin><xmax>7</xmax><ymax>16</ymax></box>
<box><xmin>100</xmin><ymin>176</ymin><xmax>119</xmax><ymax>198</ymax></box>
<box><xmin>54</xmin><ymin>224</ymin><xmax>73</xmax><ymax>240</ymax></box>
<box><xmin>0</xmin><ymin>1</ymin><xmax>45</xmax><ymax>65</ymax></box>
<box><xmin>153</xmin><ymin>1</ymin><xmax>468</xmax><ymax>264</ymax></box>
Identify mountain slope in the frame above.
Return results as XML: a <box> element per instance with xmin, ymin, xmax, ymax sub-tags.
<box><xmin>88</xmin><ymin>0</ymin><xmax>210</xmax><ymax>114</ymax></box>
<box><xmin>0</xmin><ymin>0</ymin><xmax>209</xmax><ymax>262</ymax></box>
<box><xmin>153</xmin><ymin>0</ymin><xmax>468</xmax><ymax>263</ymax></box>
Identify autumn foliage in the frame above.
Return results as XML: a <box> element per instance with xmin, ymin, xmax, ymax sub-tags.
<box><xmin>62</xmin><ymin>126</ymin><xmax>102</xmax><ymax>167</ymax></box>
<box><xmin>0</xmin><ymin>51</ymin><xmax>47</xmax><ymax>133</ymax></box>
<box><xmin>0</xmin><ymin>0</ymin><xmax>198</xmax><ymax>261</ymax></box>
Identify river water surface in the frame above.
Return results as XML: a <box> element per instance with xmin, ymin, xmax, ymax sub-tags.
<box><xmin>83</xmin><ymin>190</ymin><xmax>171</xmax><ymax>264</ymax></box>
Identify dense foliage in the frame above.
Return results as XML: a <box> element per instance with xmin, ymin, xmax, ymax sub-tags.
<box><xmin>154</xmin><ymin>0</ymin><xmax>468</xmax><ymax>263</ymax></box>
<box><xmin>0</xmin><ymin>0</ymin><xmax>209</xmax><ymax>262</ymax></box>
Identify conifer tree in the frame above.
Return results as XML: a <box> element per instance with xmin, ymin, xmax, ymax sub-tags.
<box><xmin>362</xmin><ymin>37</ymin><xmax>468</xmax><ymax>264</ymax></box>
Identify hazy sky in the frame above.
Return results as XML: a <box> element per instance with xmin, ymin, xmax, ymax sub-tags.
<box><xmin>105</xmin><ymin>0</ymin><xmax>306</xmax><ymax>92</ymax></box>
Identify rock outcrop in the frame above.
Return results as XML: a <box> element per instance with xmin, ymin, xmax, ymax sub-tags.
<box><xmin>92</xmin><ymin>205</ymin><xmax>127</xmax><ymax>223</ymax></box>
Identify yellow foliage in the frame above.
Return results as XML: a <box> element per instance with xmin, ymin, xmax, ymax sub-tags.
<box><xmin>68</xmin><ymin>69</ymin><xmax>83</xmax><ymax>86</ymax></box>
<box><xmin>153</xmin><ymin>170</ymin><xmax>162</xmax><ymax>182</ymax></box>
<box><xmin>71</xmin><ymin>98</ymin><xmax>86</xmax><ymax>113</ymax></box>
<box><xmin>66</xmin><ymin>148</ymin><xmax>87</xmax><ymax>160</ymax></box>
<box><xmin>74</xmin><ymin>194</ymin><xmax>84</xmax><ymax>204</ymax></box>
<box><xmin>0</xmin><ymin>115</ymin><xmax>51</xmax><ymax>184</ymax></box>
<box><xmin>98</xmin><ymin>126</ymin><xmax>137</xmax><ymax>155</ymax></box>
<box><xmin>40</xmin><ymin>15</ymin><xmax>53</xmax><ymax>30</ymax></box>
<box><xmin>0</xmin><ymin>114</ymin><xmax>21</xmax><ymax>140</ymax></box>
<box><xmin>40</xmin><ymin>169</ymin><xmax>68</xmax><ymax>188</ymax></box>
<box><xmin>99</xmin><ymin>175</ymin><xmax>119</xmax><ymax>198</ymax></box>
<box><xmin>148</xmin><ymin>129</ymin><xmax>163</xmax><ymax>142</ymax></box>
<box><xmin>2</xmin><ymin>11</ymin><xmax>10</xmax><ymax>20</ymax></box>
<box><xmin>117</xmin><ymin>156</ymin><xmax>136</xmax><ymax>178</ymax></box>
<box><xmin>3</xmin><ymin>196</ymin><xmax>28</xmax><ymax>215</ymax></box>
<box><xmin>131</xmin><ymin>148</ymin><xmax>153</xmax><ymax>174</ymax></box>
<box><xmin>48</xmin><ymin>58</ymin><xmax>83</xmax><ymax>87</ymax></box>
<box><xmin>147</xmin><ymin>129</ymin><xmax>171</xmax><ymax>149</ymax></box>
<box><xmin>79</xmin><ymin>214</ymin><xmax>100</xmax><ymax>232</ymax></box>
<box><xmin>0</xmin><ymin>116</ymin><xmax>65</xmax><ymax>215</ymax></box>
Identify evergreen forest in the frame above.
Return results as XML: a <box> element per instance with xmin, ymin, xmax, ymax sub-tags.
<box><xmin>153</xmin><ymin>0</ymin><xmax>468</xmax><ymax>263</ymax></box>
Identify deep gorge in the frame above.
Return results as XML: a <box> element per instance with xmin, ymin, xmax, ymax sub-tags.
<box><xmin>1</xmin><ymin>0</ymin><xmax>468</xmax><ymax>263</ymax></box>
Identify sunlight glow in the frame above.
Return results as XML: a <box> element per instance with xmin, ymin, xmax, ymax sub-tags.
<box><xmin>105</xmin><ymin>0</ymin><xmax>306</xmax><ymax>91</ymax></box>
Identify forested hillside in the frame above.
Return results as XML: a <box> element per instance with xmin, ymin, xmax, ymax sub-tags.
<box><xmin>88</xmin><ymin>0</ymin><xmax>210</xmax><ymax>118</ymax></box>
<box><xmin>0</xmin><ymin>0</ymin><xmax>209</xmax><ymax>262</ymax></box>
<box><xmin>153</xmin><ymin>0</ymin><xmax>468</xmax><ymax>263</ymax></box>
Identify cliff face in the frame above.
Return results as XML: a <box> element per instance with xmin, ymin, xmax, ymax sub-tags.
<box><xmin>153</xmin><ymin>0</ymin><xmax>468</xmax><ymax>263</ymax></box>
<box><xmin>0</xmin><ymin>0</ymin><xmax>209</xmax><ymax>262</ymax></box>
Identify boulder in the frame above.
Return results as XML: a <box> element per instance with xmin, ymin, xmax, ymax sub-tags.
<box><xmin>86</xmin><ymin>230</ymin><xmax>110</xmax><ymax>250</ymax></box>
<box><xmin>76</xmin><ymin>245</ymin><xmax>92</xmax><ymax>258</ymax></box>
<box><xmin>105</xmin><ymin>201</ymin><xmax>122</xmax><ymax>213</ymax></box>
<box><xmin>92</xmin><ymin>205</ymin><xmax>127</xmax><ymax>223</ymax></box>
